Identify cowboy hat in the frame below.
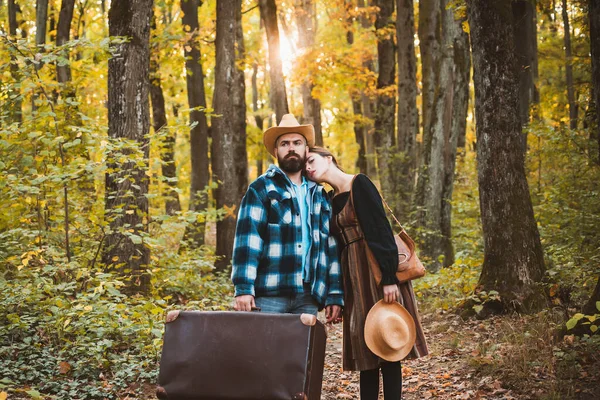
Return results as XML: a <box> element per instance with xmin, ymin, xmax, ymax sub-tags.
<box><xmin>263</xmin><ymin>114</ymin><xmax>315</xmax><ymax>157</ymax></box>
<box><xmin>364</xmin><ymin>300</ymin><xmax>416</xmax><ymax>362</ymax></box>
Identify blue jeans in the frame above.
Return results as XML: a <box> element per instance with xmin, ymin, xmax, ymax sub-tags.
<box><xmin>254</xmin><ymin>284</ymin><xmax>319</xmax><ymax>316</ymax></box>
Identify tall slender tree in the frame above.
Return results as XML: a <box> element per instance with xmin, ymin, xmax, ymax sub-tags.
<box><xmin>294</xmin><ymin>0</ymin><xmax>322</xmax><ymax>145</ymax></box>
<box><xmin>233</xmin><ymin>0</ymin><xmax>248</xmax><ymax>201</ymax></box>
<box><xmin>562</xmin><ymin>0</ymin><xmax>578</xmax><ymax>129</ymax></box>
<box><xmin>512</xmin><ymin>0</ymin><xmax>538</xmax><ymax>143</ymax></box>
<box><xmin>440</xmin><ymin>5</ymin><xmax>470</xmax><ymax>268</ymax></box>
<box><xmin>102</xmin><ymin>0</ymin><xmax>153</xmax><ymax>294</ymax></box>
<box><xmin>56</xmin><ymin>0</ymin><xmax>75</xmax><ymax>85</ymax></box>
<box><xmin>418</xmin><ymin>0</ymin><xmax>441</xmax><ymax>142</ymax></box>
<box><xmin>32</xmin><ymin>0</ymin><xmax>49</xmax><ymax>111</ymax></box>
<box><xmin>586</xmin><ymin>0</ymin><xmax>600</xmax><ymax>312</ymax></box>
<box><xmin>212</xmin><ymin>0</ymin><xmax>247</xmax><ymax>271</ymax></box>
<box><xmin>415</xmin><ymin>2</ymin><xmax>453</xmax><ymax>271</ymax></box>
<box><xmin>395</xmin><ymin>0</ymin><xmax>419</xmax><ymax>218</ymax></box>
<box><xmin>373</xmin><ymin>0</ymin><xmax>396</xmax><ymax>202</ymax></box>
<box><xmin>181</xmin><ymin>0</ymin><xmax>210</xmax><ymax>246</ymax></box>
<box><xmin>467</xmin><ymin>0</ymin><xmax>547</xmax><ymax>315</ymax></box>
<box><xmin>259</xmin><ymin>0</ymin><xmax>288</xmax><ymax>123</ymax></box>
<box><xmin>36</xmin><ymin>0</ymin><xmax>48</xmax><ymax>53</ymax></box>
<box><xmin>149</xmin><ymin>13</ymin><xmax>181</xmax><ymax>216</ymax></box>
<box><xmin>345</xmin><ymin>0</ymin><xmax>370</xmax><ymax>174</ymax></box>
<box><xmin>7</xmin><ymin>0</ymin><xmax>23</xmax><ymax>124</ymax></box>
<box><xmin>591</xmin><ymin>0</ymin><xmax>600</xmax><ymax>163</ymax></box>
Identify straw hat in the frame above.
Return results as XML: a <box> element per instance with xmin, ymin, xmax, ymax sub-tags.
<box><xmin>263</xmin><ymin>114</ymin><xmax>315</xmax><ymax>157</ymax></box>
<box><xmin>364</xmin><ymin>300</ymin><xmax>417</xmax><ymax>362</ymax></box>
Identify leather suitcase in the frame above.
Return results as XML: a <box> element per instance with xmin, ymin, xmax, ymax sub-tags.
<box><xmin>156</xmin><ymin>310</ymin><xmax>327</xmax><ymax>400</ymax></box>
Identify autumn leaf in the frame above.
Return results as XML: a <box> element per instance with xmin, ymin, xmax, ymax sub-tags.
<box><xmin>59</xmin><ymin>361</ymin><xmax>71</xmax><ymax>374</ymax></box>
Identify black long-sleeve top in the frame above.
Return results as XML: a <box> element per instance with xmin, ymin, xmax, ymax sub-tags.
<box><xmin>331</xmin><ymin>174</ymin><xmax>399</xmax><ymax>285</ymax></box>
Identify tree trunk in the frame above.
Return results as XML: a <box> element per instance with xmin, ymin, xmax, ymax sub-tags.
<box><xmin>467</xmin><ymin>0</ymin><xmax>547</xmax><ymax>315</ymax></box>
<box><xmin>396</xmin><ymin>0</ymin><xmax>418</xmax><ymax>157</ymax></box>
<box><xmin>414</xmin><ymin>0</ymin><xmax>442</xmax><ymax>257</ymax></box>
<box><xmin>590</xmin><ymin>0</ymin><xmax>600</xmax><ymax>164</ymax></box>
<box><xmin>56</xmin><ymin>0</ymin><xmax>75</xmax><ymax>84</ymax></box>
<box><xmin>150</xmin><ymin>14</ymin><xmax>181</xmax><ymax>216</ymax></box>
<box><xmin>102</xmin><ymin>0</ymin><xmax>153</xmax><ymax>295</ymax></box>
<box><xmin>373</xmin><ymin>0</ymin><xmax>396</xmax><ymax>205</ymax></box>
<box><xmin>252</xmin><ymin>61</ymin><xmax>267</xmax><ymax>176</ymax></box>
<box><xmin>562</xmin><ymin>0</ymin><xmax>578</xmax><ymax>129</ymax></box>
<box><xmin>36</xmin><ymin>0</ymin><xmax>48</xmax><ymax>50</ymax></box>
<box><xmin>212</xmin><ymin>0</ymin><xmax>245</xmax><ymax>271</ymax></box>
<box><xmin>32</xmin><ymin>0</ymin><xmax>49</xmax><ymax>111</ymax></box>
<box><xmin>7</xmin><ymin>0</ymin><xmax>23</xmax><ymax>124</ymax></box>
<box><xmin>294</xmin><ymin>0</ymin><xmax>322</xmax><ymax>145</ymax></box>
<box><xmin>512</xmin><ymin>0</ymin><xmax>538</xmax><ymax>151</ymax></box>
<box><xmin>259</xmin><ymin>0</ymin><xmax>289</xmax><ymax>123</ymax></box>
<box><xmin>345</xmin><ymin>0</ymin><xmax>369</xmax><ymax>174</ymax></box>
<box><xmin>583</xmin><ymin>274</ymin><xmax>600</xmax><ymax>315</ymax></box>
<box><xmin>418</xmin><ymin>0</ymin><xmax>441</xmax><ymax>141</ymax></box>
<box><xmin>351</xmin><ymin>96</ymin><xmax>368</xmax><ymax>174</ymax></box>
<box><xmin>181</xmin><ymin>0</ymin><xmax>210</xmax><ymax>246</ymax></box>
<box><xmin>395</xmin><ymin>0</ymin><xmax>419</xmax><ymax>219</ymax></box>
<box><xmin>416</xmin><ymin>0</ymin><xmax>454</xmax><ymax>272</ymax></box>
<box><xmin>441</xmin><ymin>6</ymin><xmax>470</xmax><ymax>268</ymax></box>
<box><xmin>233</xmin><ymin>0</ymin><xmax>248</xmax><ymax>201</ymax></box>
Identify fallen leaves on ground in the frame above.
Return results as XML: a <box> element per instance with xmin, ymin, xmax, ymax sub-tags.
<box><xmin>321</xmin><ymin>311</ymin><xmax>518</xmax><ymax>399</ymax></box>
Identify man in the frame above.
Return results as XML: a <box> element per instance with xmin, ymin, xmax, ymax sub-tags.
<box><xmin>231</xmin><ymin>114</ymin><xmax>342</xmax><ymax>322</ymax></box>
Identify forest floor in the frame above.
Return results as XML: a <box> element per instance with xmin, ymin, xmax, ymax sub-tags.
<box><xmin>320</xmin><ymin>310</ymin><xmax>600</xmax><ymax>400</ymax></box>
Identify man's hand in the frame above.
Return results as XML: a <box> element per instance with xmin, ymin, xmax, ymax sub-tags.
<box><xmin>383</xmin><ymin>284</ymin><xmax>399</xmax><ymax>303</ymax></box>
<box><xmin>234</xmin><ymin>295</ymin><xmax>256</xmax><ymax>311</ymax></box>
<box><xmin>325</xmin><ymin>304</ymin><xmax>342</xmax><ymax>324</ymax></box>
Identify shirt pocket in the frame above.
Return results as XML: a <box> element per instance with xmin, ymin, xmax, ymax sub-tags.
<box><xmin>266</xmin><ymin>190</ymin><xmax>293</xmax><ymax>225</ymax></box>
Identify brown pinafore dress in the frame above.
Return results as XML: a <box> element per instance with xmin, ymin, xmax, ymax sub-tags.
<box><xmin>332</xmin><ymin>181</ymin><xmax>429</xmax><ymax>372</ymax></box>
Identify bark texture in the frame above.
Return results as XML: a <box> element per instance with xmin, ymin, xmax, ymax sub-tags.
<box><xmin>212</xmin><ymin>0</ymin><xmax>247</xmax><ymax>271</ymax></box>
<box><xmin>467</xmin><ymin>0</ymin><xmax>547</xmax><ymax>315</ymax></box>
<box><xmin>56</xmin><ymin>0</ymin><xmax>75</xmax><ymax>84</ymax></box>
<box><xmin>373</xmin><ymin>0</ymin><xmax>396</xmax><ymax>205</ymax></box>
<box><xmin>395</xmin><ymin>0</ymin><xmax>419</xmax><ymax>219</ymax></box>
<box><xmin>233</xmin><ymin>0</ymin><xmax>249</xmax><ymax>202</ymax></box>
<box><xmin>294</xmin><ymin>0</ymin><xmax>322</xmax><ymax>145</ymax></box>
<box><xmin>259</xmin><ymin>0</ymin><xmax>289</xmax><ymax>123</ymax></box>
<box><xmin>562</xmin><ymin>0</ymin><xmax>578</xmax><ymax>129</ymax></box>
<box><xmin>512</xmin><ymin>0</ymin><xmax>538</xmax><ymax>140</ymax></box>
<box><xmin>590</xmin><ymin>0</ymin><xmax>600</xmax><ymax>163</ymax></box>
<box><xmin>346</xmin><ymin>0</ymin><xmax>374</xmax><ymax>175</ymax></box>
<box><xmin>181</xmin><ymin>0</ymin><xmax>210</xmax><ymax>246</ymax></box>
<box><xmin>36</xmin><ymin>0</ymin><xmax>49</xmax><ymax>50</ymax></box>
<box><xmin>7</xmin><ymin>0</ymin><xmax>23</xmax><ymax>124</ymax></box>
<box><xmin>150</xmin><ymin>14</ymin><xmax>181</xmax><ymax>216</ymax></box>
<box><xmin>102</xmin><ymin>0</ymin><xmax>153</xmax><ymax>294</ymax></box>
<box><xmin>441</xmin><ymin>7</ymin><xmax>470</xmax><ymax>268</ymax></box>
<box><xmin>418</xmin><ymin>0</ymin><xmax>441</xmax><ymax>140</ymax></box>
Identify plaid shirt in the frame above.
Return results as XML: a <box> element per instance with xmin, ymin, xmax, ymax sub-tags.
<box><xmin>231</xmin><ymin>165</ymin><xmax>344</xmax><ymax>308</ymax></box>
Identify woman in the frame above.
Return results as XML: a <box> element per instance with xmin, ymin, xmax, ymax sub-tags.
<box><xmin>306</xmin><ymin>147</ymin><xmax>428</xmax><ymax>400</ymax></box>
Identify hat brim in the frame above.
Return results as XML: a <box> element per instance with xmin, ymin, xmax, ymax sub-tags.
<box><xmin>364</xmin><ymin>300</ymin><xmax>417</xmax><ymax>362</ymax></box>
<box><xmin>263</xmin><ymin>125</ymin><xmax>315</xmax><ymax>157</ymax></box>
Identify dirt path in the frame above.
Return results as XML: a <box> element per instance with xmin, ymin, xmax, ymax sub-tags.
<box><xmin>320</xmin><ymin>312</ymin><xmax>518</xmax><ymax>400</ymax></box>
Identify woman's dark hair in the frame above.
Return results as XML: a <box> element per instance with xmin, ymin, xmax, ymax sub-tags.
<box><xmin>308</xmin><ymin>146</ymin><xmax>341</xmax><ymax>169</ymax></box>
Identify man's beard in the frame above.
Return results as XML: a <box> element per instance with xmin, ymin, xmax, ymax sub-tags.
<box><xmin>278</xmin><ymin>152</ymin><xmax>305</xmax><ymax>173</ymax></box>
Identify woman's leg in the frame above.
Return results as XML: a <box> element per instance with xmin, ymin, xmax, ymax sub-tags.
<box><xmin>359</xmin><ymin>368</ymin><xmax>380</xmax><ymax>400</ymax></box>
<box><xmin>381</xmin><ymin>361</ymin><xmax>402</xmax><ymax>399</ymax></box>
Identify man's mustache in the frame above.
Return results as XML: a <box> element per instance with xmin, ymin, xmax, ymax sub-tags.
<box><xmin>285</xmin><ymin>153</ymin><xmax>300</xmax><ymax>159</ymax></box>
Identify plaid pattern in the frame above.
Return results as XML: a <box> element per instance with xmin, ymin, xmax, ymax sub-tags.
<box><xmin>232</xmin><ymin>165</ymin><xmax>343</xmax><ymax>308</ymax></box>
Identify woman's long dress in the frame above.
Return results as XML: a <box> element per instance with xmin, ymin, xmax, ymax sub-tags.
<box><xmin>331</xmin><ymin>175</ymin><xmax>429</xmax><ymax>371</ymax></box>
